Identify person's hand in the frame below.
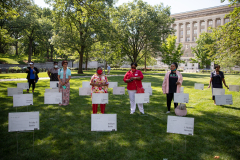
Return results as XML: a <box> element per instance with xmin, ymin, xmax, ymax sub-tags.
<box><xmin>176</xmin><ymin>81</ymin><xmax>181</xmax><ymax>85</ymax></box>
<box><xmin>33</xmin><ymin>70</ymin><xmax>36</xmax><ymax>73</ymax></box>
<box><xmin>127</xmin><ymin>79</ymin><xmax>132</xmax><ymax>83</ymax></box>
<box><xmin>59</xmin><ymin>81</ymin><xmax>62</xmax><ymax>86</ymax></box>
<box><xmin>130</xmin><ymin>77</ymin><xmax>135</xmax><ymax>80</ymax></box>
<box><xmin>26</xmin><ymin>69</ymin><xmax>29</xmax><ymax>71</ymax></box>
<box><xmin>207</xmin><ymin>85</ymin><xmax>210</xmax><ymax>88</ymax></box>
<box><xmin>225</xmin><ymin>85</ymin><xmax>229</xmax><ymax>89</ymax></box>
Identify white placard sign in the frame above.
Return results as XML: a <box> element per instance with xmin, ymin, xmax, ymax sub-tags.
<box><xmin>79</xmin><ymin>87</ymin><xmax>91</xmax><ymax>95</ymax></box>
<box><xmin>113</xmin><ymin>87</ymin><xmax>125</xmax><ymax>95</ymax></box>
<box><xmin>213</xmin><ymin>88</ymin><xmax>225</xmax><ymax>95</ymax></box>
<box><xmin>180</xmin><ymin>87</ymin><xmax>184</xmax><ymax>93</ymax></box>
<box><xmin>13</xmin><ymin>94</ymin><xmax>33</xmax><ymax>107</ymax></box>
<box><xmin>8</xmin><ymin>112</ymin><xmax>39</xmax><ymax>132</ymax></box>
<box><xmin>194</xmin><ymin>83</ymin><xmax>204</xmax><ymax>90</ymax></box>
<box><xmin>7</xmin><ymin>88</ymin><xmax>23</xmax><ymax>96</ymax></box>
<box><xmin>144</xmin><ymin>88</ymin><xmax>152</xmax><ymax>95</ymax></box>
<box><xmin>135</xmin><ymin>93</ymin><xmax>150</xmax><ymax>104</ymax></box>
<box><xmin>108</xmin><ymin>82</ymin><xmax>118</xmax><ymax>88</ymax></box>
<box><xmin>215</xmin><ymin>95</ymin><xmax>233</xmax><ymax>105</ymax></box>
<box><xmin>229</xmin><ymin>85</ymin><xmax>240</xmax><ymax>92</ymax></box>
<box><xmin>17</xmin><ymin>83</ymin><xmax>29</xmax><ymax>90</ymax></box>
<box><xmin>92</xmin><ymin>93</ymin><xmax>108</xmax><ymax>104</ymax></box>
<box><xmin>44</xmin><ymin>92</ymin><xmax>62</xmax><ymax>104</ymax></box>
<box><xmin>50</xmin><ymin>81</ymin><xmax>59</xmax><ymax>89</ymax></box>
<box><xmin>82</xmin><ymin>82</ymin><xmax>91</xmax><ymax>88</ymax></box>
<box><xmin>174</xmin><ymin>93</ymin><xmax>189</xmax><ymax>103</ymax></box>
<box><xmin>91</xmin><ymin>114</ymin><xmax>117</xmax><ymax>131</ymax></box>
<box><xmin>167</xmin><ymin>116</ymin><xmax>194</xmax><ymax>135</ymax></box>
<box><xmin>142</xmin><ymin>82</ymin><xmax>151</xmax><ymax>88</ymax></box>
<box><xmin>45</xmin><ymin>88</ymin><xmax>59</xmax><ymax>93</ymax></box>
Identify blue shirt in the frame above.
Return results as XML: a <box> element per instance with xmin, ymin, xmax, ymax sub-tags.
<box><xmin>30</xmin><ymin>68</ymin><xmax>35</xmax><ymax>79</ymax></box>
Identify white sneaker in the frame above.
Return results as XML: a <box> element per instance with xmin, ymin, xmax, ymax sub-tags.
<box><xmin>166</xmin><ymin>111</ymin><xmax>170</xmax><ymax>114</ymax></box>
<box><xmin>130</xmin><ymin>112</ymin><xmax>134</xmax><ymax>114</ymax></box>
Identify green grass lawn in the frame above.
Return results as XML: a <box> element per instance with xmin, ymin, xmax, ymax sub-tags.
<box><xmin>0</xmin><ymin>73</ymin><xmax>240</xmax><ymax>160</ymax></box>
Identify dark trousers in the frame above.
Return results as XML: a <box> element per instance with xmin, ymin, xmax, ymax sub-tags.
<box><xmin>166</xmin><ymin>93</ymin><xmax>178</xmax><ymax>111</ymax></box>
<box><xmin>27</xmin><ymin>79</ymin><xmax>35</xmax><ymax>91</ymax></box>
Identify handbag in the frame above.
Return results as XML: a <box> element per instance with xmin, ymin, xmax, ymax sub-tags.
<box><xmin>131</xmin><ymin>71</ymin><xmax>144</xmax><ymax>93</ymax></box>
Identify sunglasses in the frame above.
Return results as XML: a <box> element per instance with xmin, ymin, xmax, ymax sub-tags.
<box><xmin>131</xmin><ymin>67</ymin><xmax>136</xmax><ymax>69</ymax></box>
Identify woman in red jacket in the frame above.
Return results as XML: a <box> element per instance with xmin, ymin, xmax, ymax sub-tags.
<box><xmin>123</xmin><ymin>62</ymin><xmax>144</xmax><ymax>114</ymax></box>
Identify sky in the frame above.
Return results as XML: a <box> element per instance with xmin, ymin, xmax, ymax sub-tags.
<box><xmin>34</xmin><ymin>0</ymin><xmax>229</xmax><ymax>14</ymax></box>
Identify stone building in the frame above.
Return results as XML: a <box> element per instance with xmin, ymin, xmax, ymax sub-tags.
<box><xmin>157</xmin><ymin>4</ymin><xmax>236</xmax><ymax>68</ymax></box>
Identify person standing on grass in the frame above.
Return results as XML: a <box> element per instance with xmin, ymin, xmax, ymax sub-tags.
<box><xmin>208</xmin><ymin>65</ymin><xmax>228</xmax><ymax>105</ymax></box>
<box><xmin>90</xmin><ymin>67</ymin><xmax>109</xmax><ymax>114</ymax></box>
<box><xmin>58</xmin><ymin>60</ymin><xmax>71</xmax><ymax>106</ymax></box>
<box><xmin>48</xmin><ymin>62</ymin><xmax>59</xmax><ymax>81</ymax></box>
<box><xmin>162</xmin><ymin>62</ymin><xmax>183</xmax><ymax>114</ymax></box>
<box><xmin>123</xmin><ymin>62</ymin><xmax>145</xmax><ymax>114</ymax></box>
<box><xmin>107</xmin><ymin>65</ymin><xmax>111</xmax><ymax>75</ymax></box>
<box><xmin>26</xmin><ymin>61</ymin><xmax>39</xmax><ymax>93</ymax></box>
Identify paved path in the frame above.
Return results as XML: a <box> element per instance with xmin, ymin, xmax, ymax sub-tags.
<box><xmin>0</xmin><ymin>75</ymin><xmax>126</xmax><ymax>82</ymax></box>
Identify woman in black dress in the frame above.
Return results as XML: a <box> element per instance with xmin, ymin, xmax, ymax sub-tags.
<box><xmin>208</xmin><ymin>65</ymin><xmax>228</xmax><ymax>105</ymax></box>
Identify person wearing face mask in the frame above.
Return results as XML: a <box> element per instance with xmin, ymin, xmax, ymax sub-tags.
<box><xmin>26</xmin><ymin>61</ymin><xmax>39</xmax><ymax>93</ymax></box>
<box><xmin>58</xmin><ymin>60</ymin><xmax>71</xmax><ymax>106</ymax></box>
<box><xmin>123</xmin><ymin>62</ymin><xmax>144</xmax><ymax>114</ymax></box>
<box><xmin>47</xmin><ymin>62</ymin><xmax>59</xmax><ymax>81</ymax></box>
<box><xmin>208</xmin><ymin>65</ymin><xmax>228</xmax><ymax>105</ymax></box>
<box><xmin>162</xmin><ymin>62</ymin><xmax>183</xmax><ymax>114</ymax></box>
<box><xmin>90</xmin><ymin>67</ymin><xmax>109</xmax><ymax>114</ymax></box>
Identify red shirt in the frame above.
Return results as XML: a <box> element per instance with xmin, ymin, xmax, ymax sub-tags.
<box><xmin>123</xmin><ymin>70</ymin><xmax>144</xmax><ymax>90</ymax></box>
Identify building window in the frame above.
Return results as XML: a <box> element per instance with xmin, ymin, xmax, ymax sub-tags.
<box><xmin>194</xmin><ymin>37</ymin><xmax>197</xmax><ymax>41</ymax></box>
<box><xmin>187</xmin><ymin>24</ymin><xmax>190</xmax><ymax>28</ymax></box>
<box><xmin>180</xmin><ymin>31</ymin><xmax>183</xmax><ymax>35</ymax></box>
<box><xmin>187</xmin><ymin>38</ymin><xmax>190</xmax><ymax>42</ymax></box>
<box><xmin>209</xmin><ymin>21</ymin><xmax>213</xmax><ymax>25</ymax></box>
<box><xmin>187</xmin><ymin>30</ymin><xmax>190</xmax><ymax>35</ymax></box>
<box><xmin>186</xmin><ymin>44</ymin><xmax>189</xmax><ymax>49</ymax></box>
<box><xmin>201</xmin><ymin>22</ymin><xmax>205</xmax><ymax>26</ymax></box>
<box><xmin>180</xmin><ymin>25</ymin><xmax>183</xmax><ymax>28</ymax></box>
<box><xmin>225</xmin><ymin>18</ymin><xmax>230</xmax><ymax>24</ymax></box>
<box><xmin>217</xmin><ymin>20</ymin><xmax>221</xmax><ymax>25</ymax></box>
<box><xmin>180</xmin><ymin>38</ymin><xmax>183</xmax><ymax>42</ymax></box>
<box><xmin>194</xmin><ymin>30</ymin><xmax>197</xmax><ymax>34</ymax></box>
<box><xmin>194</xmin><ymin>23</ymin><xmax>197</xmax><ymax>27</ymax></box>
<box><xmin>201</xmin><ymin>29</ymin><xmax>205</xmax><ymax>32</ymax></box>
<box><xmin>174</xmin><ymin>25</ymin><xmax>177</xmax><ymax>29</ymax></box>
<box><xmin>175</xmin><ymin>32</ymin><xmax>177</xmax><ymax>36</ymax></box>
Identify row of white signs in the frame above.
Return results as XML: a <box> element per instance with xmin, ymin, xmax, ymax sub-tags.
<box><xmin>10</xmin><ymin>89</ymin><xmax>234</xmax><ymax>107</ymax></box>
<box><xmin>8</xmin><ymin>112</ymin><xmax>194</xmax><ymax>136</ymax></box>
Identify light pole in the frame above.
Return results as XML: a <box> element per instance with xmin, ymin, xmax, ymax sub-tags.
<box><xmin>104</xmin><ymin>48</ymin><xmax>106</xmax><ymax>74</ymax></box>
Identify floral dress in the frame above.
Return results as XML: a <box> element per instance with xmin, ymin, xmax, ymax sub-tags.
<box><xmin>59</xmin><ymin>70</ymin><xmax>70</xmax><ymax>105</ymax></box>
<box><xmin>90</xmin><ymin>74</ymin><xmax>108</xmax><ymax>95</ymax></box>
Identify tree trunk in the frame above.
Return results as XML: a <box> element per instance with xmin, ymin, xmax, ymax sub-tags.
<box><xmin>28</xmin><ymin>39</ymin><xmax>33</xmax><ymax>62</ymax></box>
<box><xmin>78</xmin><ymin>46</ymin><xmax>84</xmax><ymax>74</ymax></box>
<box><xmin>50</xmin><ymin>45</ymin><xmax>53</xmax><ymax>61</ymax></box>
<box><xmin>46</xmin><ymin>46</ymin><xmax>49</xmax><ymax>60</ymax></box>
<box><xmin>144</xmin><ymin>53</ymin><xmax>147</xmax><ymax>72</ymax></box>
<box><xmin>85</xmin><ymin>51</ymin><xmax>88</xmax><ymax>70</ymax></box>
<box><xmin>15</xmin><ymin>41</ymin><xmax>18</xmax><ymax>55</ymax></box>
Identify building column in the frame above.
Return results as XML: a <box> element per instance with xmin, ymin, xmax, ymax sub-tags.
<box><xmin>221</xmin><ymin>17</ymin><xmax>224</xmax><ymax>26</ymax></box>
<box><xmin>212</xmin><ymin>19</ymin><xmax>216</xmax><ymax>28</ymax></box>
<box><xmin>205</xmin><ymin>19</ymin><xmax>208</xmax><ymax>32</ymax></box>
<box><xmin>197</xmin><ymin>20</ymin><xmax>201</xmax><ymax>38</ymax></box>
<box><xmin>190</xmin><ymin>21</ymin><xmax>193</xmax><ymax>42</ymax></box>
<box><xmin>183</xmin><ymin>22</ymin><xmax>186</xmax><ymax>42</ymax></box>
<box><xmin>176</xmin><ymin>23</ymin><xmax>180</xmax><ymax>43</ymax></box>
